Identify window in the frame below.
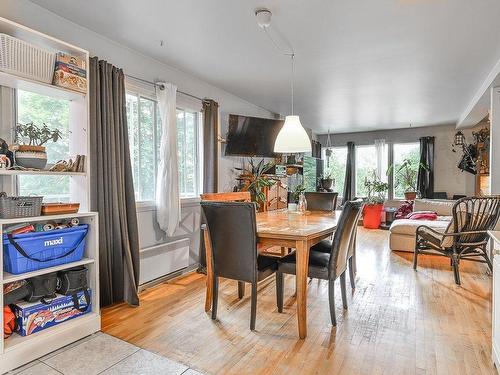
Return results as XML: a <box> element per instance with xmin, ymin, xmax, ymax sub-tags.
<box><xmin>126</xmin><ymin>90</ymin><xmax>201</xmax><ymax>202</ymax></box>
<box><xmin>393</xmin><ymin>142</ymin><xmax>420</xmax><ymax>199</ymax></box>
<box><xmin>16</xmin><ymin>90</ymin><xmax>71</xmax><ymax>202</ymax></box>
<box><xmin>126</xmin><ymin>93</ymin><xmax>161</xmax><ymax>202</ymax></box>
<box><xmin>323</xmin><ymin>147</ymin><xmax>347</xmax><ymax>195</ymax></box>
<box><xmin>355</xmin><ymin>144</ymin><xmax>388</xmax><ymax>197</ymax></box>
<box><xmin>177</xmin><ymin>109</ymin><xmax>200</xmax><ymax>198</ymax></box>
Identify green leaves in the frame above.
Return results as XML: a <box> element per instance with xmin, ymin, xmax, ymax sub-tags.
<box><xmin>16</xmin><ymin>122</ymin><xmax>63</xmax><ymax>147</ymax></box>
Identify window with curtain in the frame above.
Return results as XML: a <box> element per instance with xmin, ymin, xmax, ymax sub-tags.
<box><xmin>126</xmin><ymin>91</ymin><xmax>201</xmax><ymax>202</ymax></box>
<box><xmin>16</xmin><ymin>90</ymin><xmax>71</xmax><ymax>202</ymax></box>
<box><xmin>355</xmin><ymin>144</ymin><xmax>388</xmax><ymax>197</ymax></box>
<box><xmin>393</xmin><ymin>142</ymin><xmax>420</xmax><ymax>199</ymax></box>
<box><xmin>322</xmin><ymin>146</ymin><xmax>347</xmax><ymax>196</ymax></box>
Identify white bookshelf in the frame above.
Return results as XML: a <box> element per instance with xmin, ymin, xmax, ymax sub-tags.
<box><xmin>0</xmin><ymin>17</ymin><xmax>100</xmax><ymax>373</ymax></box>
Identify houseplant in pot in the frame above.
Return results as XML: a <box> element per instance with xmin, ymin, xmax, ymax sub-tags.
<box><xmin>235</xmin><ymin>158</ymin><xmax>275</xmax><ymax>211</ymax></box>
<box><xmin>362</xmin><ymin>174</ymin><xmax>389</xmax><ymax>229</ymax></box>
<box><xmin>13</xmin><ymin>122</ymin><xmax>62</xmax><ymax>170</ymax></box>
<box><xmin>388</xmin><ymin>158</ymin><xmax>427</xmax><ymax>200</ymax></box>
<box><xmin>289</xmin><ymin>184</ymin><xmax>305</xmax><ymax>211</ymax></box>
<box><xmin>319</xmin><ymin>173</ymin><xmax>334</xmax><ymax>191</ymax></box>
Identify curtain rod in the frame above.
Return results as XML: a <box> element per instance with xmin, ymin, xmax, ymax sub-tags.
<box><xmin>125</xmin><ymin>74</ymin><xmax>204</xmax><ymax>102</ymax></box>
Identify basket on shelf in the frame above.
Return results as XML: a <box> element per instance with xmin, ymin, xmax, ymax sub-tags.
<box><xmin>0</xmin><ymin>195</ymin><xmax>43</xmax><ymax>219</ymax></box>
<box><xmin>0</xmin><ymin>33</ymin><xmax>56</xmax><ymax>84</ymax></box>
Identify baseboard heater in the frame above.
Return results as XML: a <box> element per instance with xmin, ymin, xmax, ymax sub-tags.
<box><xmin>139</xmin><ymin>238</ymin><xmax>190</xmax><ymax>285</ymax></box>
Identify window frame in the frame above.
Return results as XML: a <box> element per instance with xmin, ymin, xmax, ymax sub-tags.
<box><xmin>391</xmin><ymin>141</ymin><xmax>421</xmax><ymax>200</ymax></box>
<box><xmin>125</xmin><ymin>80</ymin><xmax>203</xmax><ymax>208</ymax></box>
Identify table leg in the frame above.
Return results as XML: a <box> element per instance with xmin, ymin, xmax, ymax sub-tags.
<box><xmin>203</xmin><ymin>228</ymin><xmax>213</xmax><ymax>312</ymax></box>
<box><xmin>295</xmin><ymin>239</ymin><xmax>310</xmax><ymax>339</ymax></box>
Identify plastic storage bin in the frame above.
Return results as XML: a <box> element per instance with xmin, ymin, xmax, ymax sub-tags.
<box><xmin>0</xmin><ymin>33</ymin><xmax>56</xmax><ymax>84</ymax></box>
<box><xmin>3</xmin><ymin>225</ymin><xmax>88</xmax><ymax>274</ymax></box>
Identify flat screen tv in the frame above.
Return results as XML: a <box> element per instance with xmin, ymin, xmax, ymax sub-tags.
<box><xmin>224</xmin><ymin>114</ymin><xmax>284</xmax><ymax>157</ymax></box>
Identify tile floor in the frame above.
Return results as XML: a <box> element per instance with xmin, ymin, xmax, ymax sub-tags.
<box><xmin>7</xmin><ymin>332</ymin><xmax>204</xmax><ymax>375</ymax></box>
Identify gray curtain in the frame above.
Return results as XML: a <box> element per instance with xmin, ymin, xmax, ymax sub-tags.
<box><xmin>202</xmin><ymin>99</ymin><xmax>219</xmax><ymax>193</ymax></box>
<box><xmin>89</xmin><ymin>57</ymin><xmax>140</xmax><ymax>307</ymax></box>
<box><xmin>343</xmin><ymin>141</ymin><xmax>355</xmax><ymax>203</ymax></box>
<box><xmin>417</xmin><ymin>136</ymin><xmax>435</xmax><ymax>199</ymax></box>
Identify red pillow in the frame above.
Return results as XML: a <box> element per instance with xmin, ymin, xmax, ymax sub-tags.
<box><xmin>406</xmin><ymin>211</ymin><xmax>438</xmax><ymax>221</ymax></box>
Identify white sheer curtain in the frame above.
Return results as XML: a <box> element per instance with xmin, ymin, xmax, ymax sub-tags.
<box><xmin>156</xmin><ymin>83</ymin><xmax>180</xmax><ymax>236</ymax></box>
<box><xmin>374</xmin><ymin>139</ymin><xmax>387</xmax><ymax>181</ymax></box>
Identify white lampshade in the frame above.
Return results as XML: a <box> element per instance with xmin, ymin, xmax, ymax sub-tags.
<box><xmin>274</xmin><ymin>115</ymin><xmax>311</xmax><ymax>153</ymax></box>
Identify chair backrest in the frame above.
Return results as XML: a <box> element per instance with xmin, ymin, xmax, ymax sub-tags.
<box><xmin>328</xmin><ymin>200</ymin><xmax>363</xmax><ymax>278</ymax></box>
<box><xmin>347</xmin><ymin>201</ymin><xmax>364</xmax><ymax>258</ymax></box>
<box><xmin>305</xmin><ymin>192</ymin><xmax>338</xmax><ymax>211</ymax></box>
<box><xmin>452</xmin><ymin>196</ymin><xmax>500</xmax><ymax>246</ymax></box>
<box><xmin>200</xmin><ymin>202</ymin><xmax>258</xmax><ymax>283</ymax></box>
<box><xmin>200</xmin><ymin>191</ymin><xmax>251</xmax><ymax>202</ymax></box>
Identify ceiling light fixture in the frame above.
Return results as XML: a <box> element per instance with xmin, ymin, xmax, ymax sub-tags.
<box><xmin>254</xmin><ymin>9</ymin><xmax>311</xmax><ymax>153</ymax></box>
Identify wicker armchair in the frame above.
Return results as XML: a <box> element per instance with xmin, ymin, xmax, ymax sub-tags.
<box><xmin>413</xmin><ymin>196</ymin><xmax>500</xmax><ymax>285</ymax></box>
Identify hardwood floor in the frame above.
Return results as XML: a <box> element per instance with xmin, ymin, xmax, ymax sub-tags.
<box><xmin>102</xmin><ymin>228</ymin><xmax>496</xmax><ymax>375</ymax></box>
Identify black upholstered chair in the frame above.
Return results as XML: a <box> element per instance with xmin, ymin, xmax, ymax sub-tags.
<box><xmin>200</xmin><ymin>201</ymin><xmax>278</xmax><ymax>330</ymax></box>
<box><xmin>305</xmin><ymin>192</ymin><xmax>338</xmax><ymax>211</ymax></box>
<box><xmin>414</xmin><ymin>196</ymin><xmax>500</xmax><ymax>285</ymax></box>
<box><xmin>276</xmin><ymin>200</ymin><xmax>363</xmax><ymax>326</ymax></box>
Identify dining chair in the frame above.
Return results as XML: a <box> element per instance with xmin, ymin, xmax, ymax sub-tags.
<box><xmin>305</xmin><ymin>192</ymin><xmax>338</xmax><ymax>211</ymax></box>
<box><xmin>414</xmin><ymin>196</ymin><xmax>500</xmax><ymax>285</ymax></box>
<box><xmin>276</xmin><ymin>200</ymin><xmax>363</xmax><ymax>326</ymax></box>
<box><xmin>201</xmin><ymin>201</ymin><xmax>278</xmax><ymax>330</ymax></box>
<box><xmin>200</xmin><ymin>191</ymin><xmax>252</xmax><ymax>302</ymax></box>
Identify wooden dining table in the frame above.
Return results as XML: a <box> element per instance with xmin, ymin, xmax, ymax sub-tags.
<box><xmin>204</xmin><ymin>209</ymin><xmax>341</xmax><ymax>339</ymax></box>
<box><xmin>256</xmin><ymin>209</ymin><xmax>341</xmax><ymax>339</ymax></box>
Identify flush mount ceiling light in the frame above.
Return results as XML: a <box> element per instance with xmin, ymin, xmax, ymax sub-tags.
<box><xmin>254</xmin><ymin>8</ymin><xmax>311</xmax><ymax>153</ymax></box>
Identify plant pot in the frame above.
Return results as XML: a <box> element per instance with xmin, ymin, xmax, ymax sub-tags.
<box><xmin>363</xmin><ymin>203</ymin><xmax>384</xmax><ymax>229</ymax></box>
<box><xmin>15</xmin><ymin>146</ymin><xmax>47</xmax><ymax>170</ymax></box>
<box><xmin>320</xmin><ymin>178</ymin><xmax>333</xmax><ymax>191</ymax></box>
<box><xmin>404</xmin><ymin>191</ymin><xmax>417</xmax><ymax>201</ymax></box>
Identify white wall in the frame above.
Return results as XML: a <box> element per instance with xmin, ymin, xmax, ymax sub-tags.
<box><xmin>0</xmin><ymin>0</ymin><xmax>275</xmax><ymax>275</ymax></box>
<box><xmin>316</xmin><ymin>123</ymin><xmax>486</xmax><ymax>198</ymax></box>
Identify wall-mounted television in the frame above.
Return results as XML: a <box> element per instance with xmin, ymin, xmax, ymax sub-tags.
<box><xmin>224</xmin><ymin>114</ymin><xmax>284</xmax><ymax>157</ymax></box>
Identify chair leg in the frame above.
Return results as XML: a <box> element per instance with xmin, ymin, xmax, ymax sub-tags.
<box><xmin>276</xmin><ymin>272</ymin><xmax>284</xmax><ymax>313</ymax></box>
<box><xmin>250</xmin><ymin>282</ymin><xmax>257</xmax><ymax>330</ymax></box>
<box><xmin>348</xmin><ymin>257</ymin><xmax>356</xmax><ymax>289</ymax></box>
<box><xmin>328</xmin><ymin>279</ymin><xmax>337</xmax><ymax>326</ymax></box>
<box><xmin>451</xmin><ymin>253</ymin><xmax>461</xmax><ymax>285</ymax></box>
<box><xmin>211</xmin><ymin>276</ymin><xmax>219</xmax><ymax>320</ymax></box>
<box><xmin>413</xmin><ymin>245</ymin><xmax>419</xmax><ymax>270</ymax></box>
<box><xmin>340</xmin><ymin>272</ymin><xmax>348</xmax><ymax>310</ymax></box>
<box><xmin>238</xmin><ymin>281</ymin><xmax>245</xmax><ymax>299</ymax></box>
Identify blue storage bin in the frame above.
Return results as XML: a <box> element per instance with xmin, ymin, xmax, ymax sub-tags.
<box><xmin>3</xmin><ymin>224</ymin><xmax>88</xmax><ymax>274</ymax></box>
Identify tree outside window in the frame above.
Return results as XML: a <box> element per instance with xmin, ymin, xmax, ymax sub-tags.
<box><xmin>392</xmin><ymin>143</ymin><xmax>420</xmax><ymax>199</ymax></box>
<box><xmin>323</xmin><ymin>147</ymin><xmax>347</xmax><ymax>196</ymax></box>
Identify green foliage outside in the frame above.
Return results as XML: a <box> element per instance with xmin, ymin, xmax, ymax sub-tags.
<box><xmin>355</xmin><ymin>145</ymin><xmax>378</xmax><ymax>197</ymax></box>
<box><xmin>17</xmin><ymin>90</ymin><xmax>70</xmax><ymax>201</ymax></box>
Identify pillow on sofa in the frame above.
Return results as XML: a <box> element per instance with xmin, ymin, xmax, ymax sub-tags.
<box><xmin>406</xmin><ymin>211</ymin><xmax>438</xmax><ymax>221</ymax></box>
<box><xmin>414</xmin><ymin>199</ymin><xmax>454</xmax><ymax>216</ymax></box>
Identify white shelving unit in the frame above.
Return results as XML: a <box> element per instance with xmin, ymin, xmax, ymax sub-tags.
<box><xmin>0</xmin><ymin>17</ymin><xmax>100</xmax><ymax>373</ymax></box>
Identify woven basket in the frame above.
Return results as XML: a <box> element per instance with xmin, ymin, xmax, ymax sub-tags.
<box><xmin>0</xmin><ymin>196</ymin><xmax>43</xmax><ymax>219</ymax></box>
<box><xmin>0</xmin><ymin>33</ymin><xmax>55</xmax><ymax>84</ymax></box>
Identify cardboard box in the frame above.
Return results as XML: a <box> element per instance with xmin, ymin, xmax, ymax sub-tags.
<box><xmin>11</xmin><ymin>289</ymin><xmax>92</xmax><ymax>336</ymax></box>
<box><xmin>53</xmin><ymin>68</ymin><xmax>87</xmax><ymax>93</ymax></box>
<box><xmin>55</xmin><ymin>52</ymin><xmax>86</xmax><ymax>70</ymax></box>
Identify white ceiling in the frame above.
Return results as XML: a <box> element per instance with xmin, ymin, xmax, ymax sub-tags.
<box><xmin>30</xmin><ymin>0</ymin><xmax>500</xmax><ymax>134</ymax></box>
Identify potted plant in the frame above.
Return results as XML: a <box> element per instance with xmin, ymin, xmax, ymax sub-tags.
<box><xmin>235</xmin><ymin>159</ymin><xmax>275</xmax><ymax>210</ymax></box>
<box><xmin>388</xmin><ymin>158</ymin><xmax>427</xmax><ymax>200</ymax></box>
<box><xmin>289</xmin><ymin>184</ymin><xmax>305</xmax><ymax>211</ymax></box>
<box><xmin>319</xmin><ymin>173</ymin><xmax>334</xmax><ymax>191</ymax></box>
<box><xmin>362</xmin><ymin>174</ymin><xmax>389</xmax><ymax>229</ymax></box>
<box><xmin>13</xmin><ymin>122</ymin><xmax>62</xmax><ymax>170</ymax></box>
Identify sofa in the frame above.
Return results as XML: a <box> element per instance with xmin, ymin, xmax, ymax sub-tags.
<box><xmin>389</xmin><ymin>199</ymin><xmax>455</xmax><ymax>252</ymax></box>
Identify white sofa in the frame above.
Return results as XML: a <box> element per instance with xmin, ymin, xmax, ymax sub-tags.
<box><xmin>389</xmin><ymin>199</ymin><xmax>455</xmax><ymax>252</ymax></box>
